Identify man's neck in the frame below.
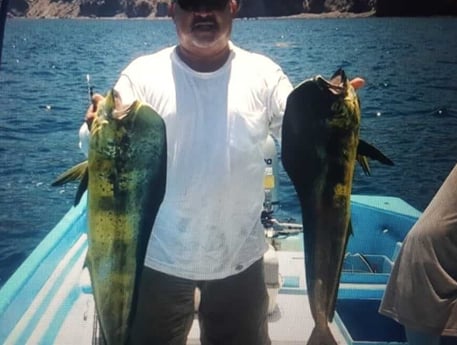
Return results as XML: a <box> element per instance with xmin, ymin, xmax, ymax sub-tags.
<box><xmin>176</xmin><ymin>44</ymin><xmax>231</xmax><ymax>72</ymax></box>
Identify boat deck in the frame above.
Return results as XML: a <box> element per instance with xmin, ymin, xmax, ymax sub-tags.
<box><xmin>0</xmin><ymin>194</ymin><xmax>423</xmax><ymax>345</ymax></box>
<box><xmin>187</xmin><ymin>250</ymin><xmax>347</xmax><ymax>345</ymax></box>
<box><xmin>65</xmin><ymin>245</ymin><xmax>348</xmax><ymax>344</ymax></box>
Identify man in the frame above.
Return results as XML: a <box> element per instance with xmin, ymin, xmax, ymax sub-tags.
<box><xmin>379</xmin><ymin>164</ymin><xmax>457</xmax><ymax>345</ymax></box>
<box><xmin>81</xmin><ymin>0</ymin><xmax>364</xmax><ymax>343</ymax></box>
<box><xmin>82</xmin><ymin>1</ymin><xmax>291</xmax><ymax>344</ymax></box>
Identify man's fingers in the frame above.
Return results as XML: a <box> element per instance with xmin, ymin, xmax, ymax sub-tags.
<box><xmin>350</xmin><ymin>77</ymin><xmax>365</xmax><ymax>90</ymax></box>
<box><xmin>85</xmin><ymin>94</ymin><xmax>104</xmax><ymax>129</ymax></box>
<box><xmin>91</xmin><ymin>93</ymin><xmax>105</xmax><ymax>110</ymax></box>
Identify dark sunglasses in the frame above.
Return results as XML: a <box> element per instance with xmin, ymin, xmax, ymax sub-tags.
<box><xmin>176</xmin><ymin>0</ymin><xmax>230</xmax><ymax>12</ymax></box>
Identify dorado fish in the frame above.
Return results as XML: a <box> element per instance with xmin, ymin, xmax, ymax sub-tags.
<box><xmin>281</xmin><ymin>69</ymin><xmax>393</xmax><ymax>345</ymax></box>
<box><xmin>52</xmin><ymin>90</ymin><xmax>167</xmax><ymax>345</ymax></box>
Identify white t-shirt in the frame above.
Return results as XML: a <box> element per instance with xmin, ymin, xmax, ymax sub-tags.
<box><xmin>80</xmin><ymin>42</ymin><xmax>293</xmax><ymax>280</ymax></box>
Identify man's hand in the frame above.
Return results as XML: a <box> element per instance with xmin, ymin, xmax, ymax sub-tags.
<box><xmin>350</xmin><ymin>77</ymin><xmax>365</xmax><ymax>90</ymax></box>
<box><xmin>85</xmin><ymin>93</ymin><xmax>104</xmax><ymax>129</ymax></box>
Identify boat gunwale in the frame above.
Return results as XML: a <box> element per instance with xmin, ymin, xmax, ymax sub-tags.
<box><xmin>0</xmin><ymin>195</ymin><xmax>87</xmax><ymax>341</ymax></box>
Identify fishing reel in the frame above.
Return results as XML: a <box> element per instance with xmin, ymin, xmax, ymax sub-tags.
<box><xmin>262</xmin><ymin>135</ymin><xmax>302</xmax><ymax>239</ymax></box>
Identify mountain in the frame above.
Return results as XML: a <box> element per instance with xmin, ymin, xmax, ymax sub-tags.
<box><xmin>376</xmin><ymin>0</ymin><xmax>457</xmax><ymax>16</ymax></box>
<box><xmin>237</xmin><ymin>0</ymin><xmax>376</xmax><ymax>18</ymax></box>
<box><xmin>6</xmin><ymin>0</ymin><xmax>457</xmax><ymax>18</ymax></box>
<box><xmin>8</xmin><ymin>0</ymin><xmax>163</xmax><ymax>18</ymax></box>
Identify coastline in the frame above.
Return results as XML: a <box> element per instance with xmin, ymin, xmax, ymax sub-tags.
<box><xmin>7</xmin><ymin>10</ymin><xmax>377</xmax><ymax>20</ymax></box>
<box><xmin>278</xmin><ymin>10</ymin><xmax>376</xmax><ymax>19</ymax></box>
<box><xmin>8</xmin><ymin>10</ymin><xmax>457</xmax><ymax>20</ymax></box>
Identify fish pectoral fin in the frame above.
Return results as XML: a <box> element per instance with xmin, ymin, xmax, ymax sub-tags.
<box><xmin>357</xmin><ymin>154</ymin><xmax>371</xmax><ymax>176</ymax></box>
<box><xmin>357</xmin><ymin>139</ymin><xmax>394</xmax><ymax>166</ymax></box>
<box><xmin>51</xmin><ymin>161</ymin><xmax>88</xmax><ymax>186</ymax></box>
<box><xmin>51</xmin><ymin>161</ymin><xmax>89</xmax><ymax>206</ymax></box>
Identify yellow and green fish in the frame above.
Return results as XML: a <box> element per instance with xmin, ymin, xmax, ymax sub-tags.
<box><xmin>53</xmin><ymin>90</ymin><xmax>167</xmax><ymax>345</ymax></box>
<box><xmin>281</xmin><ymin>69</ymin><xmax>393</xmax><ymax>345</ymax></box>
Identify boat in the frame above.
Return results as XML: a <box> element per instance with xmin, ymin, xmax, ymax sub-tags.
<box><xmin>0</xmin><ymin>137</ymin><xmax>422</xmax><ymax>345</ymax></box>
<box><xmin>0</xmin><ymin>191</ymin><xmax>420</xmax><ymax>345</ymax></box>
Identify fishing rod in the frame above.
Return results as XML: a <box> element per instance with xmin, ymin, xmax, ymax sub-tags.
<box><xmin>85</xmin><ymin>73</ymin><xmax>97</xmax><ymax>130</ymax></box>
<box><xmin>86</xmin><ymin>74</ymin><xmax>94</xmax><ymax>101</ymax></box>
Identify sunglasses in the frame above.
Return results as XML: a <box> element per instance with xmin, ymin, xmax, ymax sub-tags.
<box><xmin>176</xmin><ymin>0</ymin><xmax>230</xmax><ymax>12</ymax></box>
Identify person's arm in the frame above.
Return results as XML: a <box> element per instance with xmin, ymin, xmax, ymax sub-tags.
<box><xmin>267</xmin><ymin>68</ymin><xmax>293</xmax><ymax>140</ymax></box>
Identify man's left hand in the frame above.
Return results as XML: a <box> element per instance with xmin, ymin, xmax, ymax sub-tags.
<box><xmin>350</xmin><ymin>77</ymin><xmax>365</xmax><ymax>90</ymax></box>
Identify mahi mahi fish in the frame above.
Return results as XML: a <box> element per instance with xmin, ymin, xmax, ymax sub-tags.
<box><xmin>281</xmin><ymin>69</ymin><xmax>393</xmax><ymax>345</ymax></box>
<box><xmin>52</xmin><ymin>90</ymin><xmax>167</xmax><ymax>345</ymax></box>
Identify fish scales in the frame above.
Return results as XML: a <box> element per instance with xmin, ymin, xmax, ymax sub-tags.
<box><xmin>52</xmin><ymin>90</ymin><xmax>166</xmax><ymax>345</ymax></box>
<box><xmin>281</xmin><ymin>69</ymin><xmax>360</xmax><ymax>345</ymax></box>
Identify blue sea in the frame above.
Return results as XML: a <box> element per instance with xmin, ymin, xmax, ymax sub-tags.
<box><xmin>1</xmin><ymin>17</ymin><xmax>456</xmax><ymax>287</ymax></box>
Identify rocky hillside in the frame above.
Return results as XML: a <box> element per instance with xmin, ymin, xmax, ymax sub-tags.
<box><xmin>7</xmin><ymin>0</ymin><xmax>167</xmax><ymax>18</ymax></box>
<box><xmin>376</xmin><ymin>0</ymin><xmax>457</xmax><ymax>16</ymax></box>
<box><xmin>6</xmin><ymin>0</ymin><xmax>457</xmax><ymax>18</ymax></box>
<box><xmin>237</xmin><ymin>0</ymin><xmax>376</xmax><ymax>17</ymax></box>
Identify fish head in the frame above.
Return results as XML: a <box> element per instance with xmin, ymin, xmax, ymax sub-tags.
<box><xmin>332</xmin><ymin>69</ymin><xmax>361</xmax><ymax>126</ymax></box>
<box><xmin>93</xmin><ymin>89</ymin><xmax>132</xmax><ymax>123</ymax></box>
<box><xmin>89</xmin><ymin>89</ymin><xmax>138</xmax><ymax>158</ymax></box>
<box><xmin>316</xmin><ymin>69</ymin><xmax>361</xmax><ymax>132</ymax></box>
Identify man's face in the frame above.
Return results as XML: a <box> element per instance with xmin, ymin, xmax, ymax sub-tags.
<box><xmin>172</xmin><ymin>0</ymin><xmax>237</xmax><ymax>54</ymax></box>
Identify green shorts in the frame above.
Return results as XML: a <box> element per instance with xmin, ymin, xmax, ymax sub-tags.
<box><xmin>128</xmin><ymin>258</ymin><xmax>271</xmax><ymax>345</ymax></box>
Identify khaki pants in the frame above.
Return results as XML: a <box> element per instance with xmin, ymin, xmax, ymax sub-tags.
<box><xmin>128</xmin><ymin>258</ymin><xmax>271</xmax><ymax>345</ymax></box>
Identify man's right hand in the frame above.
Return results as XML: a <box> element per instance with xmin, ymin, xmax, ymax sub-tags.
<box><xmin>85</xmin><ymin>93</ymin><xmax>105</xmax><ymax>129</ymax></box>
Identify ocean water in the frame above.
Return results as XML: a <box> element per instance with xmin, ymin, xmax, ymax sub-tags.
<box><xmin>1</xmin><ymin>17</ymin><xmax>456</xmax><ymax>287</ymax></box>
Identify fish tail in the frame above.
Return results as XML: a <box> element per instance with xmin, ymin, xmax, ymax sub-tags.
<box><xmin>307</xmin><ymin>325</ymin><xmax>338</xmax><ymax>345</ymax></box>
